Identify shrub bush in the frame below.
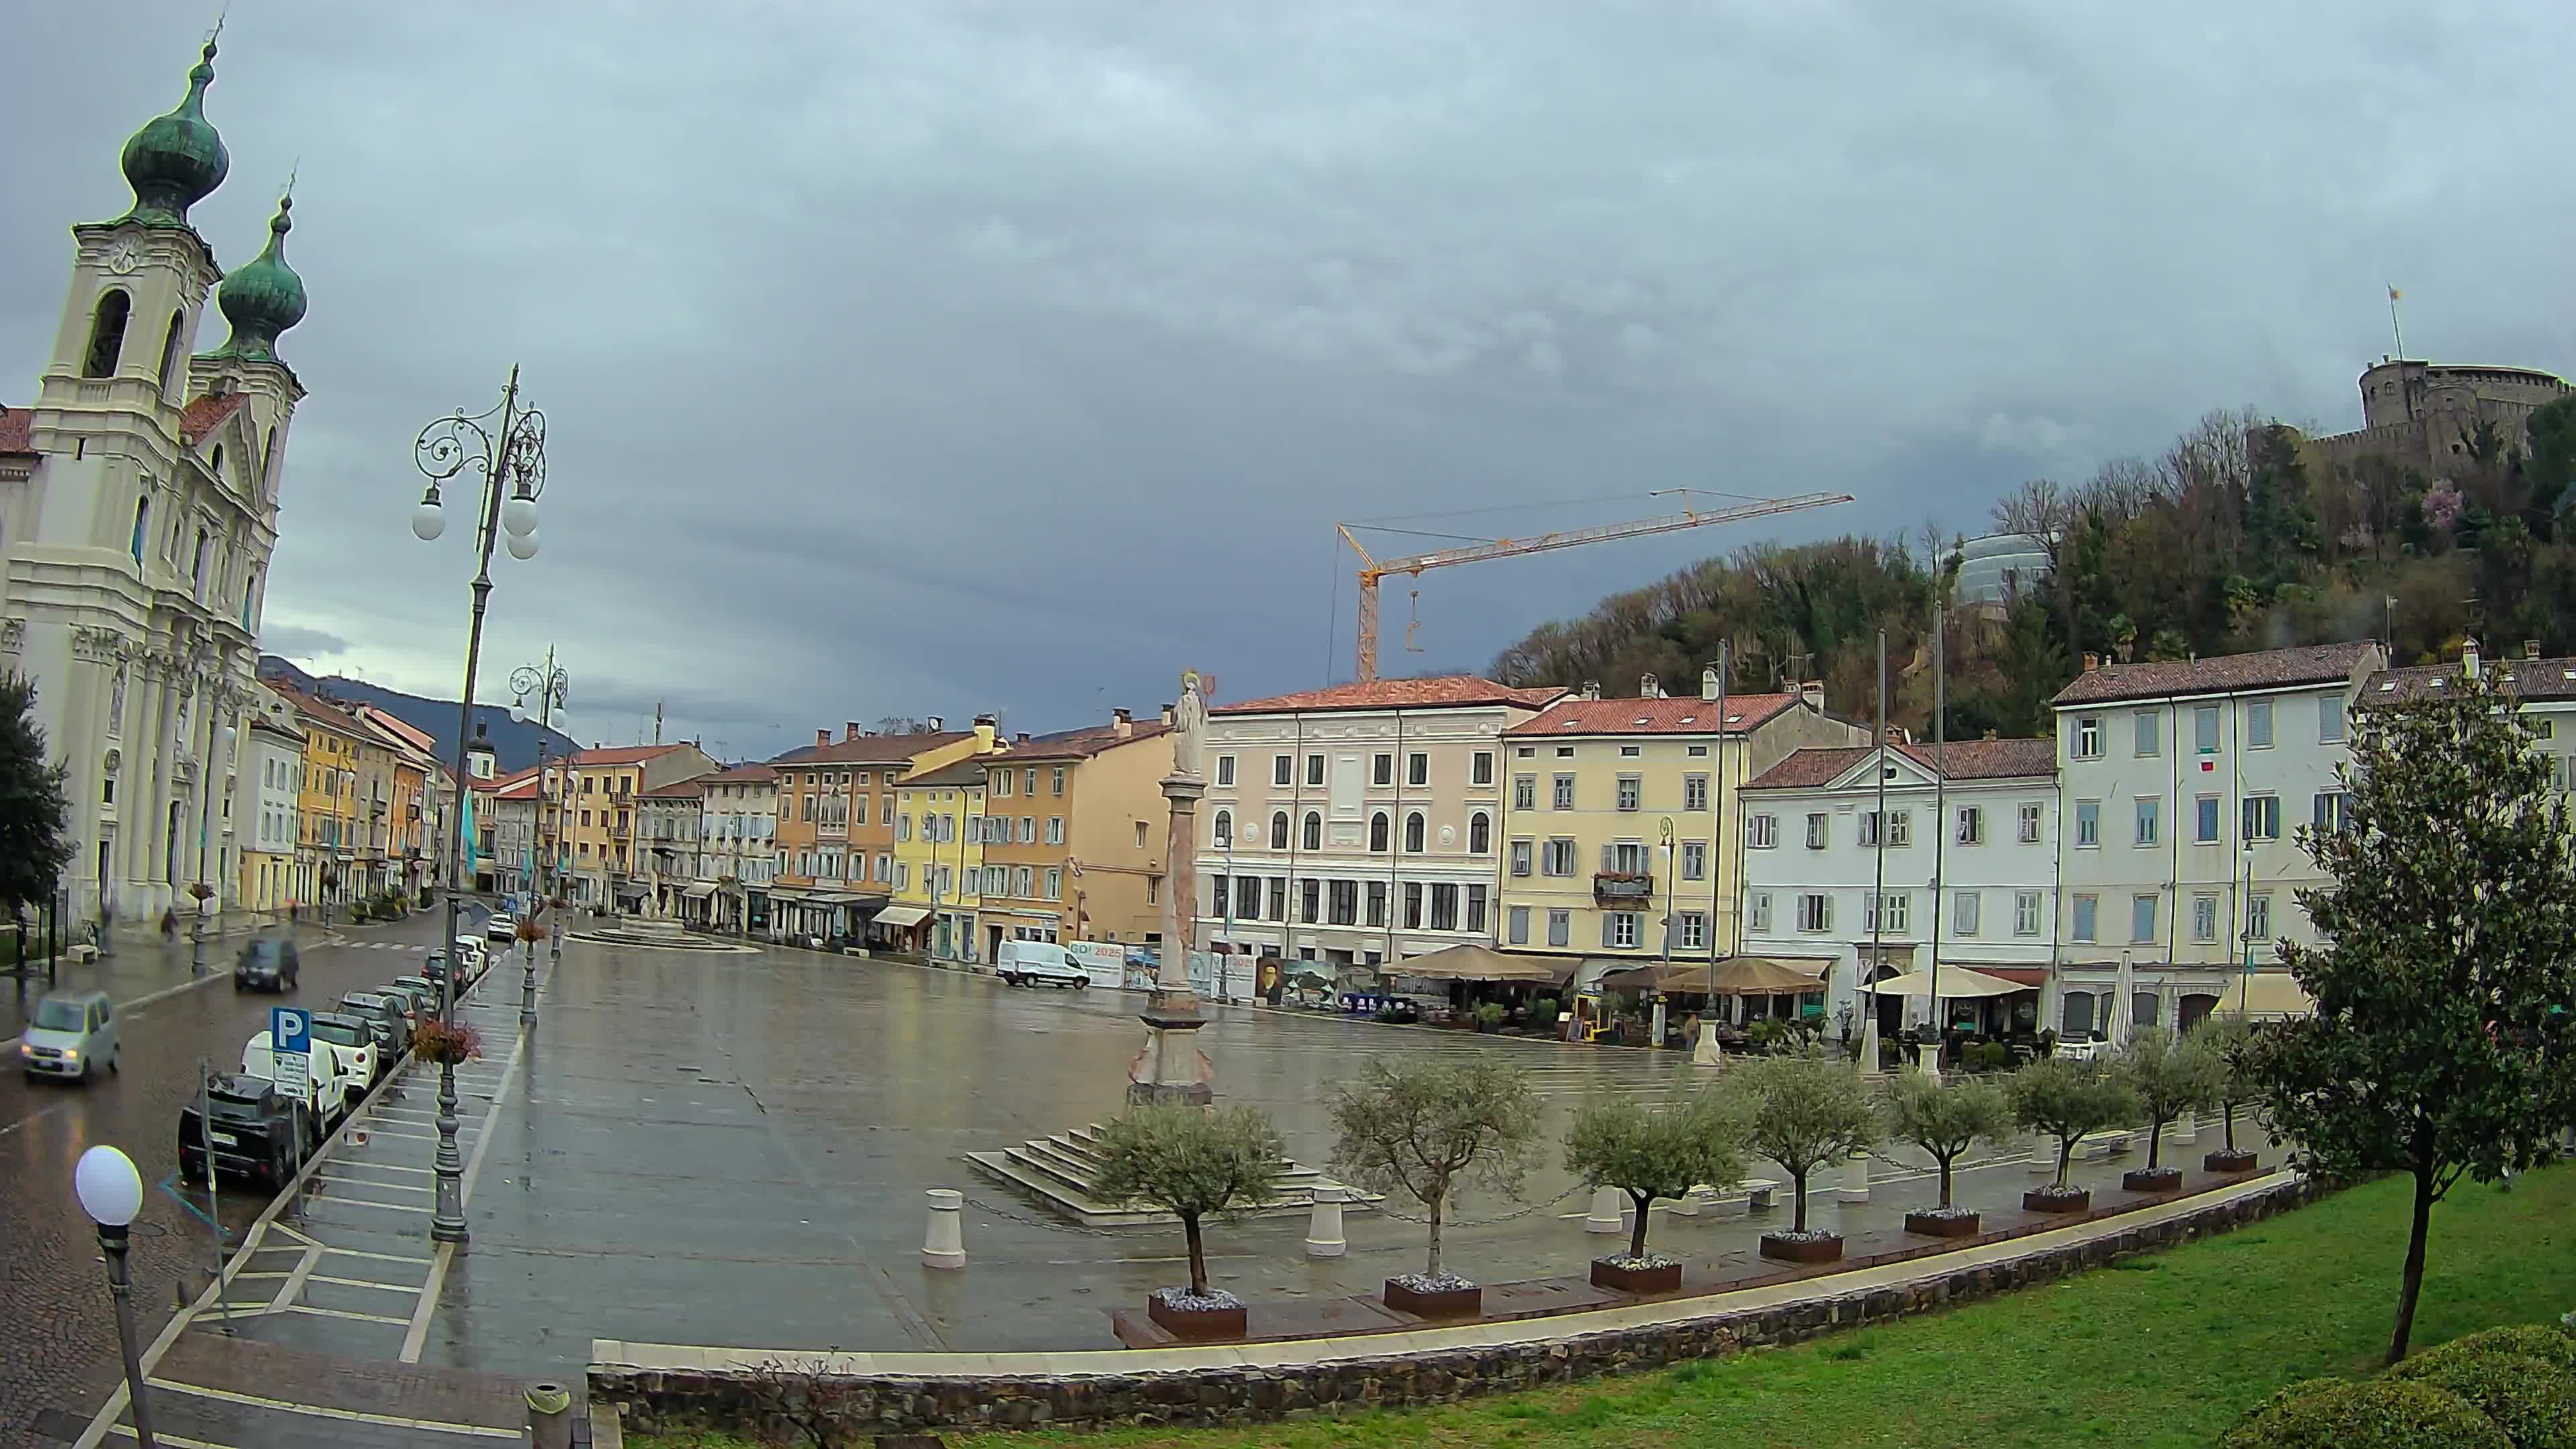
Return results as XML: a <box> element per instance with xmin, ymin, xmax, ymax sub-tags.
<box><xmin>2392</xmin><ymin>1325</ymin><xmax>2576</xmax><ymax>1379</ymax></box>
<box><xmin>2392</xmin><ymin>1354</ymin><xmax>2576</xmax><ymax>1449</ymax></box>
<box><xmin>2218</xmin><ymin>1377</ymin><xmax>2511</xmax><ymax>1448</ymax></box>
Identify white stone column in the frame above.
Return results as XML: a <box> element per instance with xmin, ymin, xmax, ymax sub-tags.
<box><xmin>921</xmin><ymin>1189</ymin><xmax>965</xmax><ymax>1269</ymax></box>
<box><xmin>2173</xmin><ymin>1109</ymin><xmax>2198</xmax><ymax>1146</ymax></box>
<box><xmin>1129</xmin><ymin>676</ymin><xmax>1212</xmax><ymax>1106</ymax></box>
<box><xmin>1837</xmin><ymin>1148</ymin><xmax>1870</xmax><ymax>1203</ymax></box>
<box><xmin>1585</xmin><ymin>1186</ymin><xmax>1627</xmax><ymax>1234</ymax></box>
<box><xmin>1303</xmin><ymin>1185</ymin><xmax>1347</xmax><ymax>1257</ymax></box>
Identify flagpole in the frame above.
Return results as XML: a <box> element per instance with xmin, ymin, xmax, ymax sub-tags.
<box><xmin>2387</xmin><ymin>285</ymin><xmax>2405</xmax><ymax>360</ymax></box>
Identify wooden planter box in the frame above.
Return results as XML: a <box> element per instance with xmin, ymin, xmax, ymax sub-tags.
<box><xmin>1902</xmin><ymin>1210</ymin><xmax>1982</xmax><ymax>1238</ymax></box>
<box><xmin>2023</xmin><ymin>1187</ymin><xmax>2091</xmax><ymax>1214</ymax></box>
<box><xmin>1589</xmin><ymin>1257</ymin><xmax>1683</xmax><ymax>1294</ymax></box>
<box><xmin>2122</xmin><ymin>1167</ymin><xmax>2184</xmax><ymax>1193</ymax></box>
<box><xmin>1383</xmin><ymin>1277</ymin><xmax>1483</xmax><ymax>1318</ymax></box>
<box><xmin>1146</xmin><ymin>1292</ymin><xmax>1246</xmax><ymax>1341</ymax></box>
<box><xmin>1759</xmin><ymin>1232</ymin><xmax>1845</xmax><ymax>1264</ymax></box>
<box><xmin>2204</xmin><ymin>1148</ymin><xmax>2260</xmax><ymax>1174</ymax></box>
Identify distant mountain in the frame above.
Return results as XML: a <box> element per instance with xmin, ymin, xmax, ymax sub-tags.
<box><xmin>256</xmin><ymin>656</ymin><xmax>578</xmax><ymax>775</ymax></box>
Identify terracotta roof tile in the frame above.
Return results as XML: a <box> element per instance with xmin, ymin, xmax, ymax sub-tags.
<box><xmin>178</xmin><ymin>392</ymin><xmax>250</xmax><ymax>446</ymax></box>
<box><xmin>998</xmin><ymin>721</ymin><xmax>1171</xmax><ymax>762</ymax></box>
<box><xmin>2051</xmin><ymin>642</ymin><xmax>2380</xmax><ymax>706</ymax></box>
<box><xmin>902</xmin><ymin>757</ymin><xmax>991</xmax><ymax>790</ymax></box>
<box><xmin>263</xmin><ymin>679</ymin><xmax>365</xmax><ymax>735</ymax></box>
<box><xmin>708</xmin><ymin>763</ymin><xmax>778</xmax><ymax>783</ymax></box>
<box><xmin>1746</xmin><ymin>737</ymin><xmax>2057</xmax><ymax>790</ymax></box>
<box><xmin>639</xmin><ymin>778</ymin><xmax>710</xmax><ymax>799</ymax></box>
<box><xmin>2369</xmin><ymin>657</ymin><xmax>2576</xmax><ymax>705</ymax></box>
<box><xmin>1503</xmin><ymin>693</ymin><xmax>1802</xmax><ymax>738</ymax></box>
<box><xmin>0</xmin><ymin>406</ymin><xmax>34</xmax><ymax>456</ymax></box>
<box><xmin>768</xmin><ymin>731</ymin><xmax>969</xmax><ymax>767</ymax></box>
<box><xmin>566</xmin><ymin>743</ymin><xmax>690</xmax><ymax>767</ymax></box>
<box><xmin>1212</xmin><ymin>676</ymin><xmax>1564</xmax><ymax>716</ymax></box>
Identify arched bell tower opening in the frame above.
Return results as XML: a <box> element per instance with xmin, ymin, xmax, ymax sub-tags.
<box><xmin>83</xmin><ymin>289</ymin><xmax>131</xmax><ymax>378</ymax></box>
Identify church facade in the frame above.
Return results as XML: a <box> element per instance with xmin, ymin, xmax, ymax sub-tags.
<box><xmin>0</xmin><ymin>37</ymin><xmax>311</xmax><ymax>924</ymax></box>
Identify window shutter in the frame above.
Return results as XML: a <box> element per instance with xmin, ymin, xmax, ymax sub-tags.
<box><xmin>1599</xmin><ymin>843</ymin><xmax>1613</xmax><ymax>872</ymax></box>
<box><xmin>1600</xmin><ymin>914</ymin><xmax>1616</xmax><ymax>948</ymax></box>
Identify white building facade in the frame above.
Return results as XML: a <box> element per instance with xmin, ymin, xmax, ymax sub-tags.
<box><xmin>235</xmin><ymin>714</ymin><xmax>301</xmax><ymax>911</ymax></box>
<box><xmin>1739</xmin><ymin>739</ymin><xmax>2060</xmax><ymax>1036</ymax></box>
<box><xmin>696</xmin><ymin>763</ymin><xmax>778</xmax><ymax>932</ymax></box>
<box><xmin>2</xmin><ymin>42</ymin><xmax>308</xmax><ymax>923</ymax></box>
<box><xmin>2050</xmin><ymin>641</ymin><xmax>2383</xmax><ymax>1038</ymax></box>
<box><xmin>1194</xmin><ymin>676</ymin><xmax>1562</xmax><ymax>970</ymax></box>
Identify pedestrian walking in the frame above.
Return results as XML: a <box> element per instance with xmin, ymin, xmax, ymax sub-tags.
<box><xmin>160</xmin><ymin>906</ymin><xmax>177</xmax><ymax>942</ymax></box>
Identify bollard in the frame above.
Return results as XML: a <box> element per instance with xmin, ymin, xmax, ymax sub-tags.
<box><xmin>1585</xmin><ymin>1186</ymin><xmax>1627</xmax><ymax>1234</ymax></box>
<box><xmin>2173</xmin><ymin>1110</ymin><xmax>2197</xmax><ymax>1146</ymax></box>
<box><xmin>1668</xmin><ymin>1188</ymin><xmax>1699</xmax><ymax>1218</ymax></box>
<box><xmin>1837</xmin><ymin>1148</ymin><xmax>1870</xmax><ymax>1203</ymax></box>
<box><xmin>525</xmin><ymin>1381</ymin><xmax>573</xmax><ymax>1449</ymax></box>
<box><xmin>2029</xmin><ymin>1132</ymin><xmax>2057</xmax><ymax>1177</ymax></box>
<box><xmin>922</xmin><ymin>1189</ymin><xmax>966</xmax><ymax>1270</ymax></box>
<box><xmin>1303</xmin><ymin>1185</ymin><xmax>1347</xmax><ymax>1258</ymax></box>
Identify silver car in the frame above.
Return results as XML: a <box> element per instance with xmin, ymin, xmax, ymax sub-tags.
<box><xmin>19</xmin><ymin>989</ymin><xmax>120</xmax><ymax>1081</ymax></box>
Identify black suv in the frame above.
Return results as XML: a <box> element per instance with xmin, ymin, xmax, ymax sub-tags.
<box><xmin>178</xmin><ymin>1074</ymin><xmax>309</xmax><ymax>1187</ymax></box>
<box><xmin>233</xmin><ymin>933</ymin><xmax>301</xmax><ymax>993</ymax></box>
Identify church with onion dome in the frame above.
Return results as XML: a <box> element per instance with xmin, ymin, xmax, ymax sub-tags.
<box><xmin>0</xmin><ymin>34</ymin><xmax>313</xmax><ymax>924</ymax></box>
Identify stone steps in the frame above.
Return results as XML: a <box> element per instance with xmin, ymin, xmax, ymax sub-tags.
<box><xmin>965</xmin><ymin>1122</ymin><xmax>1373</xmax><ymax>1228</ymax></box>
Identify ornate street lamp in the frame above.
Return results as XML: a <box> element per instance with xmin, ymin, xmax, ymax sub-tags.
<box><xmin>75</xmin><ymin>1146</ymin><xmax>157</xmax><ymax>1448</ymax></box>
<box><xmin>510</xmin><ymin>652</ymin><xmax>569</xmax><ymax>1028</ymax></box>
<box><xmin>409</xmin><ymin>366</ymin><xmax>547</xmax><ymax>1244</ymax></box>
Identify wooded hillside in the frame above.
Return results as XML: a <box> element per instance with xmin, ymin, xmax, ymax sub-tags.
<box><xmin>1491</xmin><ymin>398</ymin><xmax>2576</xmax><ymax>739</ymax></box>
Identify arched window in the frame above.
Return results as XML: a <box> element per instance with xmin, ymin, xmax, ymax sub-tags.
<box><xmin>1301</xmin><ymin>811</ymin><xmax>1322</xmax><ymax>851</ymax></box>
<box><xmin>156</xmin><ymin>311</ymin><xmax>184</xmax><ymax>396</ymax></box>
<box><xmin>1368</xmin><ymin>811</ymin><xmax>1389</xmax><ymax>852</ymax></box>
<box><xmin>211</xmin><ymin>444</ymin><xmax>225</xmax><ymax>484</ymax></box>
<box><xmin>1269</xmin><ymin>810</ymin><xmax>1289</xmax><ymax>850</ymax></box>
<box><xmin>241</xmin><ymin>569</ymin><xmax>258</xmax><ymax>629</ymax></box>
<box><xmin>262</xmin><ymin>425</ymin><xmax>278</xmax><ymax>498</ymax></box>
<box><xmin>191</xmin><ymin>527</ymin><xmax>209</xmax><ymax>594</ymax></box>
<box><xmin>1404</xmin><ymin>811</ymin><xmax>1426</xmax><ymax>853</ymax></box>
<box><xmin>1212</xmin><ymin>808</ymin><xmax>1232</xmax><ymax>848</ymax></box>
<box><xmin>129</xmin><ymin>496</ymin><xmax>149</xmax><ymax>566</ymax></box>
<box><xmin>83</xmin><ymin>289</ymin><xmax>131</xmax><ymax>378</ymax></box>
<box><xmin>1468</xmin><ymin>811</ymin><xmax>1491</xmax><ymax>854</ymax></box>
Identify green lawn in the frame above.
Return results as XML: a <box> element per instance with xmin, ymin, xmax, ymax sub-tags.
<box><xmin>634</xmin><ymin>1165</ymin><xmax>2573</xmax><ymax>1449</ymax></box>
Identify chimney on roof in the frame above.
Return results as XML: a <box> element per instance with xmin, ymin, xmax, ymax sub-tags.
<box><xmin>2082</xmin><ymin>651</ymin><xmax>2100</xmax><ymax>673</ymax></box>
<box><xmin>2526</xmin><ymin>639</ymin><xmax>2543</xmax><ymax>661</ymax></box>
<box><xmin>1700</xmin><ymin>667</ymin><xmax>1719</xmax><ymax>702</ymax></box>
<box><xmin>816</xmin><ymin>729</ymin><xmax>830</xmax><ymax>748</ymax></box>
<box><xmin>1800</xmin><ymin>682</ymin><xmax>1825</xmax><ymax>712</ymax></box>
<box><xmin>1580</xmin><ymin>680</ymin><xmax>1601</xmax><ymax>701</ymax></box>
<box><xmin>1113</xmin><ymin>707</ymin><xmax>1134</xmax><ymax>738</ymax></box>
<box><xmin>845</xmin><ymin>722</ymin><xmax>861</xmax><ymax>742</ymax></box>
<box><xmin>1639</xmin><ymin>673</ymin><xmax>1660</xmax><ymax>698</ymax></box>
<box><xmin>2463</xmin><ymin>637</ymin><xmax>2481</xmax><ymax>682</ymax></box>
<box><xmin>926</xmin><ymin>715</ymin><xmax>944</xmax><ymax>733</ymax></box>
<box><xmin>1014</xmin><ymin>732</ymin><xmax>1030</xmax><ymax>745</ymax></box>
<box><xmin>1984</xmin><ymin>729</ymin><xmax>1998</xmax><ymax>741</ymax></box>
<box><xmin>1160</xmin><ymin>702</ymin><xmax>1175</xmax><ymax>727</ymax></box>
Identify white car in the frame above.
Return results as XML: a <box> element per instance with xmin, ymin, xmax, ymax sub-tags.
<box><xmin>996</xmin><ymin>939</ymin><xmax>1090</xmax><ymax>989</ymax></box>
<box><xmin>241</xmin><ymin>1026</ymin><xmax>357</xmax><ymax>1126</ymax></box>
<box><xmin>485</xmin><ymin>912</ymin><xmax>518</xmax><ymax>944</ymax></box>
<box><xmin>452</xmin><ymin>935</ymin><xmax>489</xmax><ymax>981</ymax></box>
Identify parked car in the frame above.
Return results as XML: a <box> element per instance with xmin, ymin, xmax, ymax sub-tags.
<box><xmin>19</xmin><ymin>989</ymin><xmax>119</xmax><ymax>1081</ymax></box>
<box><xmin>996</xmin><ymin>940</ymin><xmax>1090</xmax><ymax>989</ymax></box>
<box><xmin>339</xmin><ymin>993</ymin><xmax>411</xmax><ymax>1061</ymax></box>
<box><xmin>241</xmin><ymin>1027</ymin><xmax>355</xmax><ymax>1128</ymax></box>
<box><xmin>178</xmin><ymin>1073</ymin><xmax>310</xmax><ymax>1187</ymax></box>
<box><xmin>309</xmin><ymin>1012</ymin><xmax>382</xmax><ymax>1093</ymax></box>
<box><xmin>385</xmin><ymin>977</ymin><xmax>441</xmax><ymax>1018</ymax></box>
<box><xmin>451</xmin><ymin>936</ymin><xmax>488</xmax><ymax>983</ymax></box>
<box><xmin>485</xmin><ymin>911</ymin><xmax>518</xmax><ymax>943</ymax></box>
<box><xmin>233</xmin><ymin>933</ymin><xmax>301</xmax><ymax>993</ymax></box>
<box><xmin>422</xmin><ymin>951</ymin><xmax>457</xmax><ymax>991</ymax></box>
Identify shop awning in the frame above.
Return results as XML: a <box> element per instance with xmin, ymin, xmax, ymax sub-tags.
<box><xmin>1596</xmin><ymin>957</ymin><xmax>1827</xmax><ymax>995</ymax></box>
<box><xmin>680</xmin><ymin>882</ymin><xmax>718</xmax><ymax>900</ymax></box>
<box><xmin>2226</xmin><ymin>971</ymin><xmax>2316</xmax><ymax>1018</ymax></box>
<box><xmin>1393</xmin><ymin>945</ymin><xmax>1579</xmax><ymax>984</ymax></box>
<box><xmin>1956</xmin><ymin>964</ymin><xmax>2047</xmax><ymax>987</ymax></box>
<box><xmin>1864</xmin><ymin>966</ymin><xmax>2027</xmax><ymax>999</ymax></box>
<box><xmin>873</xmin><ymin>904</ymin><xmax>931</xmax><ymax>929</ymax></box>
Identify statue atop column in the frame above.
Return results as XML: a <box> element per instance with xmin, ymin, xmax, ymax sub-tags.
<box><xmin>1170</xmin><ymin>669</ymin><xmax>1207</xmax><ymax>782</ymax></box>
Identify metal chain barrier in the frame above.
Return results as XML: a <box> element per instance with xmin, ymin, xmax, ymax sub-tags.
<box><xmin>954</xmin><ymin>1191</ymin><xmax>1142</xmax><ymax>1238</ymax></box>
<box><xmin>1373</xmin><ymin>1181</ymin><xmax>1587</xmax><ymax>1228</ymax></box>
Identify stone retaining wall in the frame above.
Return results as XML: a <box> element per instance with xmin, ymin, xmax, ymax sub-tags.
<box><xmin>594</xmin><ymin>1176</ymin><xmax>2323</xmax><ymax>1438</ymax></box>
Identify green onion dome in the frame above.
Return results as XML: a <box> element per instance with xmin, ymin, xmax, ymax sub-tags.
<box><xmin>119</xmin><ymin>41</ymin><xmax>229</xmax><ymax>225</ymax></box>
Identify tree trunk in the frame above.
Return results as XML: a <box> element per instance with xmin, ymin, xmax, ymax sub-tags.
<box><xmin>1182</xmin><ymin>1212</ymin><xmax>1210</xmax><ymax>1297</ymax></box>
<box><xmin>2222</xmin><ymin>1103</ymin><xmax>2237</xmax><ymax>1152</ymax></box>
<box><xmin>2385</xmin><ymin>1167</ymin><xmax>2436</xmax><ymax>1365</ymax></box>
<box><xmin>1937</xmin><ymin>1155</ymin><xmax>1955</xmax><ymax>1210</ymax></box>
<box><xmin>2147</xmin><ymin>1112</ymin><xmax>2165</xmax><ymax>1170</ymax></box>
<box><xmin>1627</xmin><ymin>1192</ymin><xmax>1652</xmax><ymax>1260</ymax></box>
<box><xmin>1792</xmin><ymin>1173</ymin><xmax>1809</xmax><ymax>1232</ymax></box>
<box><xmin>1426</xmin><ymin>1197</ymin><xmax>1444</xmax><ymax>1279</ymax></box>
<box><xmin>2055</xmin><ymin>1137</ymin><xmax>2075</xmax><ymax>1189</ymax></box>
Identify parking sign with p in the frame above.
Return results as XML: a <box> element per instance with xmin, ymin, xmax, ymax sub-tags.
<box><xmin>272</xmin><ymin>1005</ymin><xmax>311</xmax><ymax>1093</ymax></box>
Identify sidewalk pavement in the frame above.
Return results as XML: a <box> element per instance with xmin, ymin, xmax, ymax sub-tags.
<box><xmin>3</xmin><ymin>911</ymin><xmax>321</xmax><ymax>1033</ymax></box>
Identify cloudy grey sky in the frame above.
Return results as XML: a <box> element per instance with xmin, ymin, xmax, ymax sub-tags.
<box><xmin>8</xmin><ymin>1</ymin><xmax>2571</xmax><ymax>755</ymax></box>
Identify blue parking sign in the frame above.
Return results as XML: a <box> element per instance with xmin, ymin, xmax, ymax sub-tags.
<box><xmin>272</xmin><ymin>1006</ymin><xmax>310</xmax><ymax>1056</ymax></box>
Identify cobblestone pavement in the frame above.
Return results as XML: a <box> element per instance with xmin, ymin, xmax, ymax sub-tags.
<box><xmin>0</xmin><ymin>906</ymin><xmax>484</xmax><ymax>1445</ymax></box>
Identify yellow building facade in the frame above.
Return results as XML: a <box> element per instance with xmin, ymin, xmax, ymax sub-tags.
<box><xmin>975</xmin><ymin>713</ymin><xmax>1170</xmax><ymax>956</ymax></box>
<box><xmin>1495</xmin><ymin>682</ymin><xmax>1866</xmax><ymax>969</ymax></box>
<box><xmin>266</xmin><ymin>682</ymin><xmax>364</xmax><ymax>912</ymax></box>
<box><xmin>892</xmin><ymin>754</ymin><xmax>991</xmax><ymax>963</ymax></box>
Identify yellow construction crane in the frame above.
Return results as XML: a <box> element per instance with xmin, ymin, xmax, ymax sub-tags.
<box><xmin>1337</xmin><ymin>489</ymin><xmax>1855</xmax><ymax>682</ymax></box>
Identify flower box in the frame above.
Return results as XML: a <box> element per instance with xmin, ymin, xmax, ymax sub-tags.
<box><xmin>1383</xmin><ymin>1275</ymin><xmax>1482</xmax><ymax>1318</ymax></box>
<box><xmin>1589</xmin><ymin>1255</ymin><xmax>1682</xmax><ymax>1293</ymax></box>
<box><xmin>1903</xmin><ymin>1209</ymin><xmax>1982</xmax><ymax>1239</ymax></box>
<box><xmin>2122</xmin><ymin>1167</ymin><xmax>2184</xmax><ymax>1193</ymax></box>
<box><xmin>1759</xmin><ymin>1231</ymin><xmax>1845</xmax><ymax>1264</ymax></box>
<box><xmin>1146</xmin><ymin>1288</ymin><xmax>1245</xmax><ymax>1341</ymax></box>
<box><xmin>2204</xmin><ymin>1148</ymin><xmax>2260</xmax><ymax>1174</ymax></box>
<box><xmin>2023</xmin><ymin>1186</ymin><xmax>2090</xmax><ymax>1214</ymax></box>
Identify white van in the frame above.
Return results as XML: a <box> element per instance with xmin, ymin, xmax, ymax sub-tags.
<box><xmin>996</xmin><ymin>940</ymin><xmax>1089</xmax><ymax>989</ymax></box>
<box><xmin>241</xmin><ymin>1028</ymin><xmax>355</xmax><ymax>1127</ymax></box>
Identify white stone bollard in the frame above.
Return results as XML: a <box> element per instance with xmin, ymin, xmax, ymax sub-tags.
<box><xmin>1303</xmin><ymin>1186</ymin><xmax>1348</xmax><ymax>1258</ymax></box>
<box><xmin>2029</xmin><ymin>1133</ymin><xmax>2057</xmax><ymax>1177</ymax></box>
<box><xmin>1837</xmin><ymin>1148</ymin><xmax>1870</xmax><ymax>1203</ymax></box>
<box><xmin>1667</xmin><ymin>1189</ymin><xmax>1699</xmax><ymax>1218</ymax></box>
<box><xmin>2173</xmin><ymin>1110</ymin><xmax>2197</xmax><ymax>1146</ymax></box>
<box><xmin>1585</xmin><ymin>1186</ymin><xmax>1627</xmax><ymax>1234</ymax></box>
<box><xmin>922</xmin><ymin>1188</ymin><xmax>966</xmax><ymax>1269</ymax></box>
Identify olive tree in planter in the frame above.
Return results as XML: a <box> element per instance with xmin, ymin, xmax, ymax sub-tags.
<box><xmin>2008</xmin><ymin>1057</ymin><xmax>2140</xmax><ymax>1213</ymax></box>
<box><xmin>2113</xmin><ymin>1026</ymin><xmax>2224</xmax><ymax>1192</ymax></box>
<box><xmin>1732</xmin><ymin>1051</ymin><xmax>1880</xmax><ymax>1263</ymax></box>
<box><xmin>1328</xmin><ymin>1055</ymin><xmax>1541</xmax><ymax>1318</ymax></box>
<box><xmin>2188</xmin><ymin>1014</ymin><xmax>2264</xmax><ymax>1173</ymax></box>
<box><xmin>1882</xmin><ymin>1066</ymin><xmax>2016</xmax><ymax>1238</ymax></box>
<box><xmin>1091</xmin><ymin>1102</ymin><xmax>1284</xmax><ymax>1340</ymax></box>
<box><xmin>1562</xmin><ymin>1088</ymin><xmax>1746</xmax><ymax>1293</ymax></box>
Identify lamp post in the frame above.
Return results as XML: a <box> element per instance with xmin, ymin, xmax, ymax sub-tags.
<box><xmin>409</xmin><ymin>366</ymin><xmax>548</xmax><ymax>1245</ymax></box>
<box><xmin>1652</xmin><ymin>817</ymin><xmax>1676</xmax><ymax>1049</ymax></box>
<box><xmin>510</xmin><ymin>652</ymin><xmax>568</xmax><ymax>1029</ymax></box>
<box><xmin>75</xmin><ymin>1145</ymin><xmax>157</xmax><ymax>1448</ymax></box>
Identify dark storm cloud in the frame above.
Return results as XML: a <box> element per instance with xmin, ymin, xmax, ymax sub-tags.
<box><xmin>7</xmin><ymin>1</ymin><xmax>2570</xmax><ymax>751</ymax></box>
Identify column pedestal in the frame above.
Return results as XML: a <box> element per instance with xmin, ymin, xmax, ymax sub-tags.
<box><xmin>1584</xmin><ymin>1186</ymin><xmax>1627</xmax><ymax>1234</ymax></box>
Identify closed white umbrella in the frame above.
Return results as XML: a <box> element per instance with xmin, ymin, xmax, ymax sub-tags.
<box><xmin>2112</xmin><ymin>951</ymin><xmax>2135</xmax><ymax>1050</ymax></box>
